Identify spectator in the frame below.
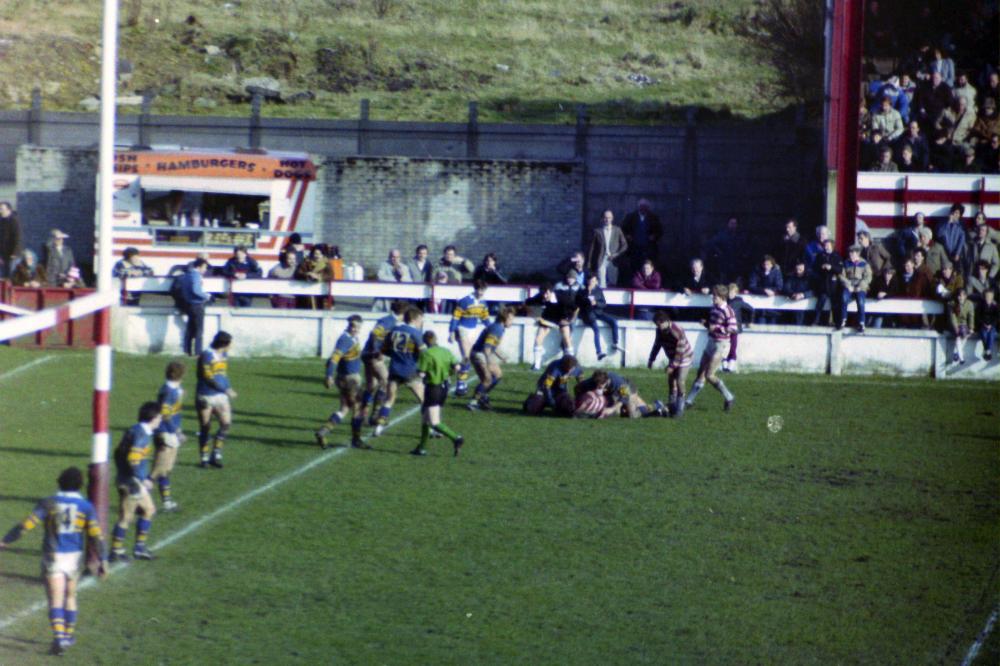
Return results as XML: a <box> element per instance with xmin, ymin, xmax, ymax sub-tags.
<box><xmin>175</xmin><ymin>258</ymin><xmax>209</xmax><ymax>356</ymax></box>
<box><xmin>966</xmin><ymin>260</ymin><xmax>997</xmax><ymax>305</ymax></box>
<box><xmin>42</xmin><ymin>229</ymin><xmax>78</xmax><ymax>288</ymax></box>
<box><xmin>782</xmin><ymin>258</ymin><xmax>812</xmax><ymax>325</ymax></box>
<box><xmin>889</xmin><ymin>212</ymin><xmax>927</xmax><ymax>267</ymax></box>
<box><xmin>895</xmin><ymin>120</ymin><xmax>930</xmax><ymax>170</ymax></box>
<box><xmin>112</xmin><ymin>247</ymin><xmax>154</xmax><ymax>306</ymax></box>
<box><xmin>869</xmin><ymin>266</ymin><xmax>900</xmax><ymax>329</ymax></box>
<box><xmin>811</xmin><ymin>238</ymin><xmax>843</xmax><ymax>326</ymax></box>
<box><xmin>935</xmin><ymin>204</ymin><xmax>967</xmax><ymax>267</ymax></box>
<box><xmin>899</xmin><ymin>256</ymin><xmax>931</xmax><ymax>329</ymax></box>
<box><xmin>294</xmin><ymin>247</ymin><xmax>334</xmax><ymax>310</ymax></box>
<box><xmin>748</xmin><ymin>255</ymin><xmax>783</xmax><ymax>324</ymax></box>
<box><xmin>804</xmin><ymin>225</ymin><xmax>830</xmax><ymax>269</ymax></box>
<box><xmin>376</xmin><ymin>249</ymin><xmax>413</xmax><ymax>284</ymax></box>
<box><xmin>856</xmin><ymin>230</ymin><xmax>891</xmax><ymax>277</ymax></box>
<box><xmin>679</xmin><ymin>257</ymin><xmax>711</xmax><ymax>296</ymax></box>
<box><xmin>0</xmin><ymin>200</ymin><xmax>21</xmax><ymax>279</ymax></box>
<box><xmin>861</xmin><ymin>128</ymin><xmax>888</xmax><ymax>169</ymax></box>
<box><xmin>778</xmin><ymin>218</ymin><xmax>806</xmax><ymax>271</ymax></box>
<box><xmin>948</xmin><ymin>289</ymin><xmax>975</xmax><ymax>364</ymax></box>
<box><xmin>587</xmin><ymin>209</ymin><xmax>628</xmax><ymax>288</ymax></box>
<box><xmin>10</xmin><ymin>248</ymin><xmax>46</xmax><ymax>287</ymax></box>
<box><xmin>871</xmin><ymin>95</ymin><xmax>904</xmax><ymax>142</ymax></box>
<box><xmin>952</xmin><ymin>71</ymin><xmax>977</xmax><ymax>112</ymax></box>
<box><xmin>982</xmin><ymin>72</ymin><xmax>1000</xmax><ymax>114</ymax></box>
<box><xmin>437</xmin><ymin>245</ymin><xmax>475</xmax><ymax>284</ymax></box>
<box><xmin>955</xmin><ymin>144</ymin><xmax>983</xmax><ymax>173</ymax></box>
<box><xmin>631</xmin><ymin>258</ymin><xmax>662</xmax><ymax>321</ymax></box>
<box><xmin>969</xmin><ymin>211</ymin><xmax>1000</xmax><ymax>247</ymax></box>
<box><xmin>556</xmin><ymin>251</ymin><xmax>588</xmax><ymax>287</ymax></box>
<box><xmin>965</xmin><ymin>223</ymin><xmax>1000</xmax><ymax>280</ymax></box>
<box><xmin>705</xmin><ymin>216</ymin><xmax>747</xmax><ymax>283</ymax></box>
<box><xmin>525</xmin><ymin>280</ymin><xmax>576</xmax><ymax>370</ymax></box>
<box><xmin>871</xmin><ymin>144</ymin><xmax>898</xmax><ymax>171</ymax></box>
<box><xmin>723</xmin><ymin>283</ymin><xmax>753</xmax><ymax>373</ymax></box>
<box><xmin>980</xmin><ymin>133</ymin><xmax>1000</xmax><ymax>173</ymax></box>
<box><xmin>932</xmin><ymin>263</ymin><xmax>964</xmax><ymax>304</ymax></box>
<box><xmin>874</xmin><ymin>74</ymin><xmax>910</xmax><ymax>123</ymax></box>
<box><xmin>267</xmin><ymin>250</ymin><xmax>297</xmax><ymax>309</ymax></box>
<box><xmin>222</xmin><ymin>245</ymin><xmax>263</xmax><ymax>307</ymax></box>
<box><xmin>930</xmin><ymin>126</ymin><xmax>958</xmax><ymax>172</ymax></box>
<box><xmin>912</xmin><ymin>71</ymin><xmax>952</xmax><ymax>128</ymax></box>
<box><xmin>473</xmin><ymin>252</ymin><xmax>508</xmax><ymax>285</ymax></box>
<box><xmin>916</xmin><ymin>227</ymin><xmax>951</xmax><ymax>276</ymax></box>
<box><xmin>927</xmin><ymin>47</ymin><xmax>955</xmax><ymax>87</ymax></box>
<box><xmin>406</xmin><ymin>244</ymin><xmax>433</xmax><ymax>284</ymax></box>
<box><xmin>971</xmin><ymin>97</ymin><xmax>999</xmax><ymax>143</ymax></box>
<box><xmin>576</xmin><ymin>273</ymin><xmax>621</xmax><ymax>361</ymax></box>
<box><xmin>838</xmin><ymin>245</ymin><xmax>872</xmax><ymax>332</ymax></box>
<box><xmin>621</xmin><ymin>198</ymin><xmax>663</xmax><ymax>271</ymax></box>
<box><xmin>283</xmin><ymin>233</ymin><xmax>307</xmax><ymax>266</ymax></box>
<box><xmin>936</xmin><ymin>97</ymin><xmax>977</xmax><ymax>149</ymax></box>
<box><xmin>978</xmin><ymin>289</ymin><xmax>998</xmax><ymax>361</ymax></box>
<box><xmin>897</xmin><ymin>142</ymin><xmax>924</xmax><ymax>172</ymax></box>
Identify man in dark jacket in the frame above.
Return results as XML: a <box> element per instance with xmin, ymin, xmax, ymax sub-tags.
<box><xmin>748</xmin><ymin>255</ymin><xmax>784</xmax><ymax>323</ymax></box>
<box><xmin>777</xmin><ymin>218</ymin><xmax>806</xmax><ymax>272</ymax></box>
<box><xmin>621</xmin><ymin>198</ymin><xmax>663</xmax><ymax>273</ymax></box>
<box><xmin>812</xmin><ymin>239</ymin><xmax>843</xmax><ymax>326</ymax></box>
<box><xmin>0</xmin><ymin>201</ymin><xmax>21</xmax><ymax>279</ymax></box>
<box><xmin>782</xmin><ymin>259</ymin><xmax>813</xmax><ymax>325</ymax></box>
<box><xmin>576</xmin><ymin>273</ymin><xmax>621</xmax><ymax>361</ymax></box>
<box><xmin>222</xmin><ymin>246</ymin><xmax>263</xmax><ymax>307</ymax></box>
<box><xmin>176</xmin><ymin>259</ymin><xmax>210</xmax><ymax>356</ymax></box>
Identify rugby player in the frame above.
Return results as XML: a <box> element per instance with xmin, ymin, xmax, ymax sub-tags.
<box><xmin>360</xmin><ymin>300</ymin><xmax>406</xmax><ymax>426</ymax></box>
<box><xmin>315</xmin><ymin>315</ymin><xmax>367</xmax><ymax>450</ymax></box>
<box><xmin>685</xmin><ymin>285</ymin><xmax>738</xmax><ymax>411</ymax></box>
<box><xmin>0</xmin><ymin>467</ymin><xmax>108</xmax><ymax>656</ymax></box>
<box><xmin>523</xmin><ymin>354</ymin><xmax>581</xmax><ymax>416</ymax></box>
<box><xmin>647</xmin><ymin>311</ymin><xmax>694</xmax><ymax>417</ymax></box>
<box><xmin>525</xmin><ymin>280</ymin><xmax>577</xmax><ymax>370</ymax></box>
<box><xmin>374</xmin><ymin>307</ymin><xmax>426</xmax><ymax>436</ymax></box>
<box><xmin>196</xmin><ymin>331</ymin><xmax>237</xmax><ymax>468</ymax></box>
<box><xmin>449</xmin><ymin>279</ymin><xmax>490</xmax><ymax>396</ymax></box>
<box><xmin>575</xmin><ymin>370</ymin><xmax>661</xmax><ymax>418</ymax></box>
<box><xmin>467</xmin><ymin>306</ymin><xmax>516</xmax><ymax>411</ymax></box>
<box><xmin>151</xmin><ymin>361</ymin><xmax>186</xmax><ymax>511</ymax></box>
<box><xmin>110</xmin><ymin>401</ymin><xmax>162</xmax><ymax>562</ymax></box>
<box><xmin>411</xmin><ymin>330</ymin><xmax>465</xmax><ymax>456</ymax></box>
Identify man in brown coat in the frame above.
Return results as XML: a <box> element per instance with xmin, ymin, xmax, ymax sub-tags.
<box><xmin>587</xmin><ymin>209</ymin><xmax>628</xmax><ymax>288</ymax></box>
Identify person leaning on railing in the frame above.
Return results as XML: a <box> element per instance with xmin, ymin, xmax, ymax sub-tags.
<box><xmin>293</xmin><ymin>246</ymin><xmax>333</xmax><ymax>310</ymax></box>
<box><xmin>267</xmin><ymin>249</ymin><xmax>297</xmax><ymax>309</ymax></box>
<box><xmin>10</xmin><ymin>248</ymin><xmax>46</xmax><ymax>288</ymax></box>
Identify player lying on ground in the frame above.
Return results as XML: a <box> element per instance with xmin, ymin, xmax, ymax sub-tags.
<box><xmin>523</xmin><ymin>355</ymin><xmax>581</xmax><ymax>416</ymax></box>
<box><xmin>412</xmin><ymin>330</ymin><xmax>465</xmax><ymax>457</ymax></box>
<box><xmin>196</xmin><ymin>331</ymin><xmax>237</xmax><ymax>468</ymax></box>
<box><xmin>151</xmin><ymin>360</ymin><xmax>186</xmax><ymax>511</ymax></box>
<box><xmin>373</xmin><ymin>307</ymin><xmax>426</xmax><ymax>437</ymax></box>
<box><xmin>111</xmin><ymin>401</ymin><xmax>162</xmax><ymax>563</ymax></box>
<box><xmin>647</xmin><ymin>310</ymin><xmax>694</xmax><ymax>417</ymax></box>
<box><xmin>525</xmin><ymin>280</ymin><xmax>577</xmax><ymax>370</ymax></box>
<box><xmin>685</xmin><ymin>285</ymin><xmax>737</xmax><ymax>412</ymax></box>
<box><xmin>361</xmin><ymin>300</ymin><xmax>405</xmax><ymax>426</ymax></box>
<box><xmin>574</xmin><ymin>370</ymin><xmax>663</xmax><ymax>419</ymax></box>
<box><xmin>0</xmin><ymin>467</ymin><xmax>109</xmax><ymax>656</ymax></box>
<box><xmin>467</xmin><ymin>306</ymin><xmax>516</xmax><ymax>411</ymax></box>
<box><xmin>316</xmin><ymin>315</ymin><xmax>367</xmax><ymax>450</ymax></box>
<box><xmin>449</xmin><ymin>279</ymin><xmax>490</xmax><ymax>396</ymax></box>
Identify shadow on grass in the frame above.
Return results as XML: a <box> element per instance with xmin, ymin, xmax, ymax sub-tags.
<box><xmin>255</xmin><ymin>372</ymin><xmax>322</xmax><ymax>384</ymax></box>
<box><xmin>0</xmin><ymin>571</ymin><xmax>41</xmax><ymax>585</ymax></box>
<box><xmin>241</xmin><ymin>435</ymin><xmax>321</xmax><ymax>449</ymax></box>
<box><xmin>0</xmin><ymin>495</ymin><xmax>41</xmax><ymax>504</ymax></box>
<box><xmin>0</xmin><ymin>447</ymin><xmax>88</xmax><ymax>459</ymax></box>
<box><xmin>0</xmin><ymin>635</ymin><xmax>44</xmax><ymax>654</ymax></box>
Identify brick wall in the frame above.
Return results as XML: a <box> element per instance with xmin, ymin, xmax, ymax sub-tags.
<box><xmin>316</xmin><ymin>156</ymin><xmax>584</xmax><ymax>278</ymax></box>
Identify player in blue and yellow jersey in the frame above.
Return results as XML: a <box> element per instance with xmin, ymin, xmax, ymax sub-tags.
<box><xmin>373</xmin><ymin>307</ymin><xmax>425</xmax><ymax>436</ymax></box>
<box><xmin>361</xmin><ymin>300</ymin><xmax>406</xmax><ymax>425</ymax></box>
<box><xmin>449</xmin><ymin>279</ymin><xmax>490</xmax><ymax>396</ymax></box>
<box><xmin>523</xmin><ymin>355</ymin><xmax>582</xmax><ymax>416</ymax></box>
<box><xmin>151</xmin><ymin>361</ymin><xmax>186</xmax><ymax>512</ymax></box>
<box><xmin>574</xmin><ymin>370</ymin><xmax>660</xmax><ymax>419</ymax></box>
<box><xmin>111</xmin><ymin>401</ymin><xmax>162</xmax><ymax>563</ymax></box>
<box><xmin>196</xmin><ymin>331</ymin><xmax>237</xmax><ymax>468</ymax></box>
<box><xmin>1</xmin><ymin>467</ymin><xmax>109</xmax><ymax>656</ymax></box>
<box><xmin>467</xmin><ymin>306</ymin><xmax>515</xmax><ymax>411</ymax></box>
<box><xmin>315</xmin><ymin>315</ymin><xmax>368</xmax><ymax>450</ymax></box>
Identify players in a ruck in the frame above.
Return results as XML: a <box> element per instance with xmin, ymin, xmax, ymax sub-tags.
<box><xmin>523</xmin><ymin>355</ymin><xmax>581</xmax><ymax>416</ymax></box>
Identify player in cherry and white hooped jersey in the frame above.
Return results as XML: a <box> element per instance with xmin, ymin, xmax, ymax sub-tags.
<box><xmin>648</xmin><ymin>310</ymin><xmax>694</xmax><ymax>417</ymax></box>
<box><xmin>685</xmin><ymin>285</ymin><xmax>738</xmax><ymax>411</ymax></box>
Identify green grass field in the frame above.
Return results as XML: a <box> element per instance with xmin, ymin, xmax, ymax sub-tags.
<box><xmin>0</xmin><ymin>348</ymin><xmax>997</xmax><ymax>664</ymax></box>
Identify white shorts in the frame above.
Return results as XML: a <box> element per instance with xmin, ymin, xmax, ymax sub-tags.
<box><xmin>156</xmin><ymin>431</ymin><xmax>181</xmax><ymax>449</ymax></box>
<box><xmin>43</xmin><ymin>552</ymin><xmax>83</xmax><ymax>580</ymax></box>
<box><xmin>197</xmin><ymin>393</ymin><xmax>231</xmax><ymax>411</ymax></box>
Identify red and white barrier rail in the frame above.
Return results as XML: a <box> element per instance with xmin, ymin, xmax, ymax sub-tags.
<box><xmin>117</xmin><ymin>277</ymin><xmax>945</xmax><ymax>316</ymax></box>
<box><xmin>0</xmin><ymin>290</ymin><xmax>118</xmax><ymax>342</ymax></box>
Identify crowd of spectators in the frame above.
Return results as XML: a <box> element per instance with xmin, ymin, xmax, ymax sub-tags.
<box><xmin>859</xmin><ymin>1</ymin><xmax>999</xmax><ymax>173</ymax></box>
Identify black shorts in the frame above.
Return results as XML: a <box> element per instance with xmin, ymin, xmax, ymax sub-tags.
<box><xmin>423</xmin><ymin>383</ymin><xmax>449</xmax><ymax>408</ymax></box>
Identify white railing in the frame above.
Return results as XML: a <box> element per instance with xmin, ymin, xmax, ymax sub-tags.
<box><xmin>117</xmin><ymin>276</ymin><xmax>945</xmax><ymax>316</ymax></box>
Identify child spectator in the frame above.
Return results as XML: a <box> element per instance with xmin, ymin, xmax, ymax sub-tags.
<box><xmin>723</xmin><ymin>283</ymin><xmax>753</xmax><ymax>373</ymax></box>
<box><xmin>977</xmin><ymin>289</ymin><xmax>998</xmax><ymax>361</ymax></box>
<box><xmin>576</xmin><ymin>273</ymin><xmax>621</xmax><ymax>361</ymax></box>
<box><xmin>839</xmin><ymin>245</ymin><xmax>872</xmax><ymax>332</ymax></box>
<box><xmin>869</xmin><ymin>265</ymin><xmax>900</xmax><ymax>329</ymax></box>
<box><xmin>748</xmin><ymin>255</ymin><xmax>783</xmax><ymax>323</ymax></box>
<box><xmin>631</xmin><ymin>258</ymin><xmax>662</xmax><ymax>321</ymax></box>
<box><xmin>966</xmin><ymin>260</ymin><xmax>996</xmax><ymax>305</ymax></box>
<box><xmin>948</xmin><ymin>289</ymin><xmax>975</xmax><ymax>364</ymax></box>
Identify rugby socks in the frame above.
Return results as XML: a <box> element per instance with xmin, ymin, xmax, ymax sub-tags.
<box><xmin>49</xmin><ymin>607</ymin><xmax>66</xmax><ymax>642</ymax></box>
<box><xmin>329</xmin><ymin>411</ymin><xmax>344</xmax><ymax>425</ymax></box>
<box><xmin>158</xmin><ymin>476</ymin><xmax>172</xmax><ymax>502</ymax></box>
<box><xmin>350</xmin><ymin>416</ymin><xmax>362</xmax><ymax>438</ymax></box>
<box><xmin>486</xmin><ymin>377</ymin><xmax>501</xmax><ymax>393</ymax></box>
<box><xmin>111</xmin><ymin>525</ymin><xmax>127</xmax><ymax>553</ymax></box>
<box><xmin>377</xmin><ymin>405</ymin><xmax>391</xmax><ymax>425</ymax></box>
<box><xmin>360</xmin><ymin>390</ymin><xmax>374</xmax><ymax>408</ymax></box>
<box><xmin>532</xmin><ymin>346</ymin><xmax>544</xmax><ymax>369</ymax></box>
<box><xmin>198</xmin><ymin>429</ymin><xmax>210</xmax><ymax>462</ymax></box>
<box><xmin>374</xmin><ymin>389</ymin><xmax>387</xmax><ymax>406</ymax></box>
<box><xmin>433</xmin><ymin>422</ymin><xmax>460</xmax><ymax>443</ymax></box>
<box><xmin>135</xmin><ymin>518</ymin><xmax>151</xmax><ymax>549</ymax></box>
<box><xmin>687</xmin><ymin>381</ymin><xmax>705</xmax><ymax>404</ymax></box>
<box><xmin>638</xmin><ymin>405</ymin><xmax>653</xmax><ymax>417</ymax></box>
<box><xmin>458</xmin><ymin>362</ymin><xmax>470</xmax><ymax>381</ymax></box>
<box><xmin>716</xmin><ymin>380</ymin><xmax>734</xmax><ymax>401</ymax></box>
<box><xmin>64</xmin><ymin>609</ymin><xmax>77</xmax><ymax>641</ymax></box>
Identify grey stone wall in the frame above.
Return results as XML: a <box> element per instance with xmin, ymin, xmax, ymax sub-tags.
<box><xmin>317</xmin><ymin>156</ymin><xmax>583</xmax><ymax>278</ymax></box>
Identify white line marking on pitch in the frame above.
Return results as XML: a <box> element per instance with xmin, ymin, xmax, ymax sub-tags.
<box><xmin>961</xmin><ymin>605</ymin><xmax>999</xmax><ymax>666</ymax></box>
<box><xmin>0</xmin><ymin>355</ymin><xmax>55</xmax><ymax>383</ymax></box>
<box><xmin>0</xmin><ymin>403</ymin><xmax>424</xmax><ymax>633</ymax></box>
